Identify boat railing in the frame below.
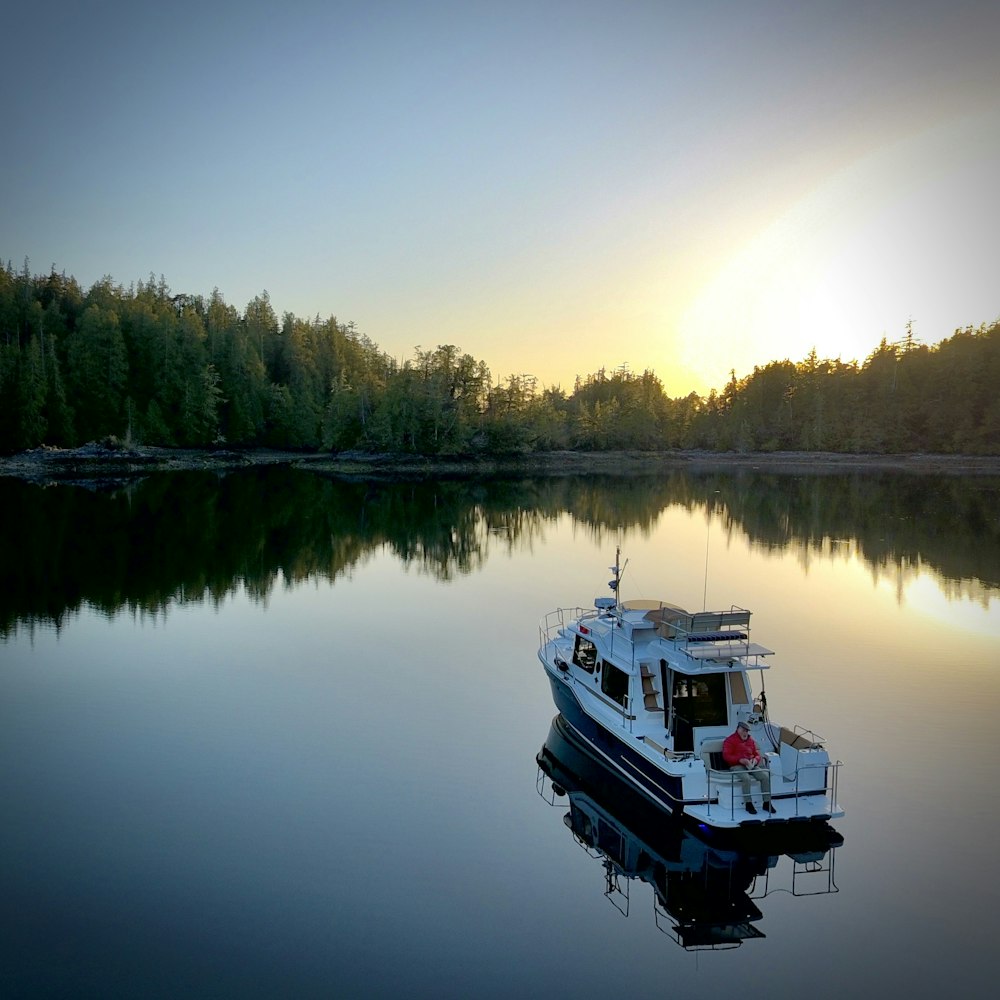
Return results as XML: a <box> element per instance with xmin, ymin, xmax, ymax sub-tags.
<box><xmin>704</xmin><ymin>758</ymin><xmax>843</xmax><ymax>822</ymax></box>
<box><xmin>750</xmin><ymin>851</ymin><xmax>839</xmax><ymax>900</ymax></box>
<box><xmin>787</xmin><ymin>724</ymin><xmax>826</xmax><ymax>748</ymax></box>
<box><xmin>661</xmin><ymin>607</ymin><xmax>752</xmax><ymax>644</ymax></box>
<box><xmin>539</xmin><ymin>606</ymin><xmax>596</xmax><ymax>648</ymax></box>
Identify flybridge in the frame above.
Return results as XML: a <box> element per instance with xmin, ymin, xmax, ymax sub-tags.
<box><xmin>572</xmin><ymin>599</ymin><xmax>775</xmax><ymax>670</ymax></box>
<box><xmin>633</xmin><ymin>605</ymin><xmax>769</xmax><ymax>660</ymax></box>
<box><xmin>643</xmin><ymin>606</ymin><xmax>752</xmax><ymax>641</ymax></box>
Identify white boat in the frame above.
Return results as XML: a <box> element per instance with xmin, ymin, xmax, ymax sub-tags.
<box><xmin>538</xmin><ymin>550</ymin><xmax>844</xmax><ymax>832</ymax></box>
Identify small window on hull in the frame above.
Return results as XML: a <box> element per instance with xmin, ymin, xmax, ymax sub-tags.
<box><xmin>573</xmin><ymin>636</ymin><xmax>598</xmax><ymax>673</ymax></box>
<box><xmin>601</xmin><ymin>661</ymin><xmax>629</xmax><ymax>707</ymax></box>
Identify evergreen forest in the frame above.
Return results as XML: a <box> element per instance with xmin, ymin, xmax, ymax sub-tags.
<box><xmin>1</xmin><ymin>259</ymin><xmax>997</xmax><ymax>456</ymax></box>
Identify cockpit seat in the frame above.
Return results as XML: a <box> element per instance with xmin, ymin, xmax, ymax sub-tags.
<box><xmin>700</xmin><ymin>738</ymin><xmax>739</xmax><ymax>788</ymax></box>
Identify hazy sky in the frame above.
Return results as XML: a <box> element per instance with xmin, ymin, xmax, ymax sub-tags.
<box><xmin>5</xmin><ymin>0</ymin><xmax>999</xmax><ymax>395</ymax></box>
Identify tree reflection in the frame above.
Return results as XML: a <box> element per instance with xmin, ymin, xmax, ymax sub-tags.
<box><xmin>1</xmin><ymin>468</ymin><xmax>997</xmax><ymax>635</ymax></box>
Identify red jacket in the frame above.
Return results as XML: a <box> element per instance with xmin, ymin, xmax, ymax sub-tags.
<box><xmin>723</xmin><ymin>730</ymin><xmax>761</xmax><ymax>767</ymax></box>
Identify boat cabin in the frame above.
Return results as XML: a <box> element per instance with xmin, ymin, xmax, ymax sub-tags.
<box><xmin>562</xmin><ymin>598</ymin><xmax>774</xmax><ymax>757</ymax></box>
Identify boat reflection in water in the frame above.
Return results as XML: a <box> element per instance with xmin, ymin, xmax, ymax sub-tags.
<box><xmin>536</xmin><ymin>714</ymin><xmax>843</xmax><ymax>950</ymax></box>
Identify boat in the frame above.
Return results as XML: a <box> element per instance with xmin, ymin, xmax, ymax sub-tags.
<box><xmin>537</xmin><ymin>549</ymin><xmax>844</xmax><ymax>832</ymax></box>
<box><xmin>536</xmin><ymin>714</ymin><xmax>841</xmax><ymax>949</ymax></box>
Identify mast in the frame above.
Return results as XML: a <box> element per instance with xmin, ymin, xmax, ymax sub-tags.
<box><xmin>609</xmin><ymin>546</ymin><xmax>628</xmax><ymax>607</ymax></box>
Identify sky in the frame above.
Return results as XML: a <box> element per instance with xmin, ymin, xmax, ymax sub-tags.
<box><xmin>4</xmin><ymin>0</ymin><xmax>999</xmax><ymax>396</ymax></box>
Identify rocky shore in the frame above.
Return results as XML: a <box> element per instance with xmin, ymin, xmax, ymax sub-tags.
<box><xmin>1</xmin><ymin>443</ymin><xmax>998</xmax><ymax>485</ymax></box>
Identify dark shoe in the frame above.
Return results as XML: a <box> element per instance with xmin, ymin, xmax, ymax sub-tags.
<box><xmin>763</xmin><ymin>802</ymin><xmax>777</xmax><ymax>814</ymax></box>
<box><xmin>745</xmin><ymin>802</ymin><xmax>757</xmax><ymax>815</ymax></box>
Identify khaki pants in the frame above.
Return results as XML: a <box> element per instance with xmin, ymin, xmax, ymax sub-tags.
<box><xmin>733</xmin><ymin>763</ymin><xmax>771</xmax><ymax>803</ymax></box>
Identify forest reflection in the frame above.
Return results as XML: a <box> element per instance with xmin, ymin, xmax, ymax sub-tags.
<box><xmin>2</xmin><ymin>467</ymin><xmax>997</xmax><ymax>635</ymax></box>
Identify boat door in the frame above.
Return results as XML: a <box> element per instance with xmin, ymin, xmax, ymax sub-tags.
<box><xmin>665</xmin><ymin>669</ymin><xmax>728</xmax><ymax>752</ymax></box>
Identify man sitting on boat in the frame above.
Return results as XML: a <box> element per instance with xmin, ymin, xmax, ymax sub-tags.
<box><xmin>723</xmin><ymin>722</ymin><xmax>777</xmax><ymax>815</ymax></box>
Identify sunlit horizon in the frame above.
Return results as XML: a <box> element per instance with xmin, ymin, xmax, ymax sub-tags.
<box><xmin>5</xmin><ymin>2</ymin><xmax>998</xmax><ymax>400</ymax></box>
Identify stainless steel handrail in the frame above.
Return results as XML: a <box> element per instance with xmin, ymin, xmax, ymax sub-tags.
<box><xmin>704</xmin><ymin>757</ymin><xmax>843</xmax><ymax>821</ymax></box>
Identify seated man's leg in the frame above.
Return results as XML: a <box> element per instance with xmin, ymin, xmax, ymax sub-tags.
<box><xmin>734</xmin><ymin>764</ymin><xmax>752</xmax><ymax>801</ymax></box>
<box><xmin>751</xmin><ymin>765</ymin><xmax>772</xmax><ymax>802</ymax></box>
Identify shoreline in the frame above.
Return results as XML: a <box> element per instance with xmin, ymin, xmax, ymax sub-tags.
<box><xmin>1</xmin><ymin>445</ymin><xmax>998</xmax><ymax>484</ymax></box>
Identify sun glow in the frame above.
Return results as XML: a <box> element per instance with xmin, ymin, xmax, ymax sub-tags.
<box><xmin>677</xmin><ymin>110</ymin><xmax>1000</xmax><ymax>393</ymax></box>
<box><xmin>894</xmin><ymin>572</ymin><xmax>1000</xmax><ymax>639</ymax></box>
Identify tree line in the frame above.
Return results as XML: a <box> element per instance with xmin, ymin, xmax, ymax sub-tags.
<box><xmin>1</xmin><ymin>259</ymin><xmax>997</xmax><ymax>455</ymax></box>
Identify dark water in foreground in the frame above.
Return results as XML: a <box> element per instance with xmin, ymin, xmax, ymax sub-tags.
<box><xmin>1</xmin><ymin>467</ymin><xmax>998</xmax><ymax>998</ymax></box>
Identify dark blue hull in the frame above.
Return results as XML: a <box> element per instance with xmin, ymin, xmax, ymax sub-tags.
<box><xmin>545</xmin><ymin>670</ymin><xmax>684</xmax><ymax>812</ymax></box>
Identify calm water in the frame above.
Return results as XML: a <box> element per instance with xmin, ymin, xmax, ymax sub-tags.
<box><xmin>1</xmin><ymin>467</ymin><xmax>998</xmax><ymax>999</ymax></box>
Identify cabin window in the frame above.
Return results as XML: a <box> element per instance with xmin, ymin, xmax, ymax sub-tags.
<box><xmin>601</xmin><ymin>661</ymin><xmax>629</xmax><ymax>707</ymax></box>
<box><xmin>671</xmin><ymin>672</ymin><xmax>728</xmax><ymax>727</ymax></box>
<box><xmin>573</xmin><ymin>635</ymin><xmax>598</xmax><ymax>673</ymax></box>
<box><xmin>729</xmin><ymin>671</ymin><xmax>750</xmax><ymax>705</ymax></box>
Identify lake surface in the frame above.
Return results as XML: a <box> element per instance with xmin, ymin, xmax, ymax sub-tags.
<box><xmin>2</xmin><ymin>466</ymin><xmax>998</xmax><ymax>999</ymax></box>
